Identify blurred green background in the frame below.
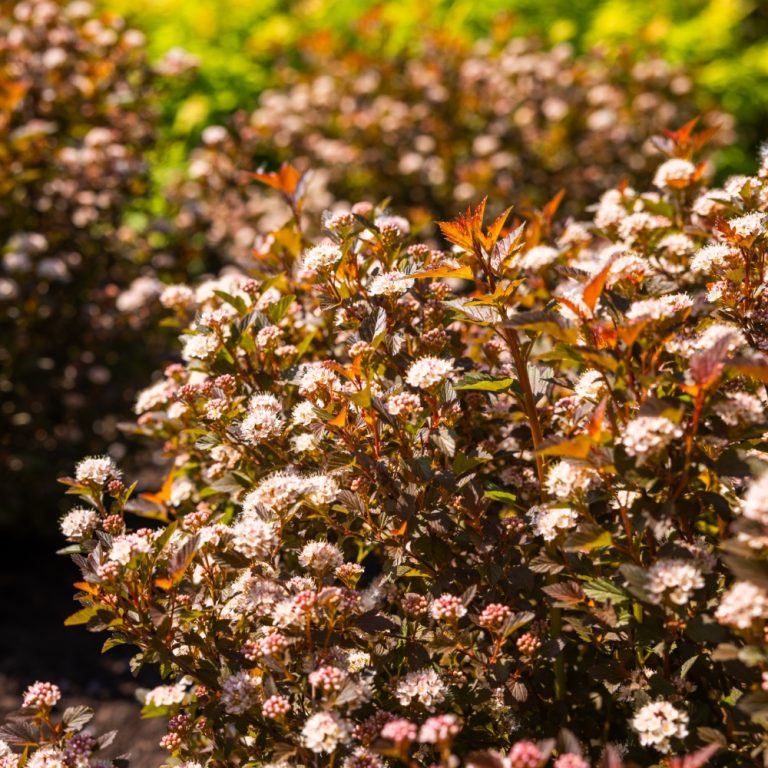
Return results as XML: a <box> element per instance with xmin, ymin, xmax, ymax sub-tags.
<box><xmin>102</xmin><ymin>0</ymin><xmax>768</xmax><ymax>175</ymax></box>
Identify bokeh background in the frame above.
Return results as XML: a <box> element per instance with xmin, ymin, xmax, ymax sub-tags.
<box><xmin>0</xmin><ymin>0</ymin><xmax>766</xmax><ymax>761</ymax></box>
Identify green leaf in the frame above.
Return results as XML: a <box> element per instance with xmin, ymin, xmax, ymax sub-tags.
<box><xmin>583</xmin><ymin>578</ymin><xmax>629</xmax><ymax>604</ymax></box>
<box><xmin>295</xmin><ymin>329</ymin><xmax>317</xmax><ymax>357</ymax></box>
<box><xmin>505</xmin><ymin>310</ymin><xmax>579</xmax><ymax>343</ymax></box>
<box><xmin>484</xmin><ymin>487</ymin><xmax>517</xmax><ymax>503</ymax></box>
<box><xmin>213</xmin><ymin>289</ymin><xmax>247</xmax><ymax>314</ymax></box>
<box><xmin>453</xmin><ymin>453</ymin><xmax>488</xmax><ymax>477</ymax></box>
<box><xmin>64</xmin><ymin>605</ymin><xmax>100</xmax><ymax>626</ymax></box>
<box><xmin>267</xmin><ymin>294</ymin><xmax>296</xmax><ymax>324</ymax></box>
<box><xmin>564</xmin><ymin>524</ymin><xmax>612</xmax><ymax>553</ymax></box>
<box><xmin>454</xmin><ymin>373</ymin><xmax>515</xmax><ymax>392</ymax></box>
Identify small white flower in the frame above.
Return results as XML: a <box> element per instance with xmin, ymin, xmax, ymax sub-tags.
<box><xmin>405</xmin><ymin>357</ymin><xmax>454</xmax><ymax>389</ymax></box>
<box><xmin>625</xmin><ymin>293</ymin><xmax>692</xmax><ymax>323</ymax></box>
<box><xmin>181</xmin><ymin>333</ymin><xmax>219</xmax><ymax>362</ymax></box>
<box><xmin>301</xmin><ymin>243</ymin><xmax>343</xmax><ymax>274</ymax></box>
<box><xmin>646</xmin><ymin>559</ymin><xmax>704</xmax><ymax>605</ymax></box>
<box><xmin>690</xmin><ymin>244</ymin><xmax>738</xmax><ymax>273</ymax></box>
<box><xmin>108</xmin><ymin>533</ymin><xmax>153</xmax><ymax>565</ymax></box>
<box><xmin>368</xmin><ymin>270</ymin><xmax>414</xmax><ymax>296</ymax></box>
<box><xmin>742</xmin><ymin>473</ymin><xmax>768</xmax><ymax>526</ymax></box>
<box><xmin>144</xmin><ymin>682</ymin><xmax>187</xmax><ymax>707</ymax></box>
<box><xmin>653</xmin><ymin>158</ymin><xmax>696</xmax><ymax>189</ymax></box>
<box><xmin>75</xmin><ymin>455</ymin><xmax>120</xmax><ymax>485</ymax></box>
<box><xmin>528</xmin><ymin>505</ymin><xmax>579</xmax><ymax>541</ymax></box>
<box><xmin>545</xmin><ymin>460</ymin><xmax>601</xmax><ymax>500</ymax></box>
<box><xmin>302</xmin><ymin>711</ymin><xmax>350</xmax><ymax>753</ymax></box>
<box><xmin>395</xmin><ymin>668</ymin><xmax>447</xmax><ymax>710</ymax></box>
<box><xmin>631</xmin><ymin>700</ymin><xmax>688</xmax><ymax>753</ymax></box>
<box><xmin>519</xmin><ymin>245</ymin><xmax>559</xmax><ymax>270</ymax></box>
<box><xmin>299</xmin><ymin>541</ymin><xmax>344</xmax><ymax>573</ymax></box>
<box><xmin>622</xmin><ymin>416</ymin><xmax>683</xmax><ymax>459</ymax></box>
<box><xmin>230</xmin><ymin>518</ymin><xmax>279</xmax><ymax>559</ymax></box>
<box><xmin>716</xmin><ymin>580</ymin><xmax>768</xmax><ymax>629</ymax></box>
<box><xmin>60</xmin><ymin>507</ymin><xmax>98</xmax><ymax>540</ymax></box>
<box><xmin>220</xmin><ymin>670</ymin><xmax>262</xmax><ymax>715</ymax></box>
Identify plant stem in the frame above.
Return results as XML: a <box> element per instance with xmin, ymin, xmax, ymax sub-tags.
<box><xmin>501</xmin><ymin>325</ymin><xmax>545</xmax><ymax>487</ymax></box>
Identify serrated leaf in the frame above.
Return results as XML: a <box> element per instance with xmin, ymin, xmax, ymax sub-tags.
<box><xmin>62</xmin><ymin>706</ymin><xmax>94</xmax><ymax>731</ymax></box>
<box><xmin>0</xmin><ymin>719</ymin><xmax>37</xmax><ymax>746</ymax></box>
<box><xmin>542</xmin><ymin>580</ymin><xmax>585</xmax><ymax>605</ymax></box>
<box><xmin>537</xmin><ymin>434</ymin><xmax>593</xmax><ymax>459</ymax></box>
<box><xmin>454</xmin><ymin>373</ymin><xmax>514</xmax><ymax>392</ymax></box>
<box><xmin>433</xmin><ymin>427</ymin><xmax>456</xmax><ymax>457</ymax></box>
<box><xmin>564</xmin><ymin>524</ymin><xmax>612</xmax><ymax>553</ymax></box>
<box><xmin>64</xmin><ymin>604</ymin><xmax>100</xmax><ymax>626</ymax></box>
<box><xmin>267</xmin><ymin>294</ymin><xmax>295</xmax><ymax>324</ymax></box>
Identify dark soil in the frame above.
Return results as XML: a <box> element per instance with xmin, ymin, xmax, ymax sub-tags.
<box><xmin>0</xmin><ymin>532</ymin><xmax>166</xmax><ymax>765</ymax></box>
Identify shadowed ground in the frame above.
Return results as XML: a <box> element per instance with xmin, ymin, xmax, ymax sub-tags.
<box><xmin>0</xmin><ymin>532</ymin><xmax>166</xmax><ymax>765</ymax></box>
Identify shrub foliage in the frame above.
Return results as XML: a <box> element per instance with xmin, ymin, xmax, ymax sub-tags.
<box><xmin>174</xmin><ymin>35</ymin><xmax>730</xmax><ymax>256</ymax></box>
<box><xmin>52</xmin><ymin>125</ymin><xmax>768</xmax><ymax>767</ymax></box>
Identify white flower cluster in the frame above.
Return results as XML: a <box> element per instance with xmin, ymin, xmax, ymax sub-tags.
<box><xmin>75</xmin><ymin>455</ymin><xmax>120</xmax><ymax>485</ymax></box>
<box><xmin>299</xmin><ymin>541</ymin><xmax>344</xmax><ymax>573</ymax></box>
<box><xmin>631</xmin><ymin>700</ymin><xmax>689</xmax><ymax>753</ymax></box>
<box><xmin>646</xmin><ymin>559</ymin><xmax>704</xmax><ymax>605</ymax></box>
<box><xmin>395</xmin><ymin>668</ymin><xmax>447</xmax><ymax>710</ymax></box>
<box><xmin>300</xmin><ymin>243</ymin><xmax>342</xmax><ymax>274</ymax></box>
<box><xmin>668</xmin><ymin>322</ymin><xmax>746</xmax><ymax>358</ymax></box>
<box><xmin>221</xmin><ymin>670</ymin><xmax>262</xmax><ymax>715</ymax></box>
<box><xmin>545</xmin><ymin>460</ymin><xmax>601</xmax><ymax>500</ymax></box>
<box><xmin>519</xmin><ymin>245</ymin><xmax>559</xmax><ymax>270</ymax></box>
<box><xmin>714</xmin><ymin>391</ymin><xmax>764</xmax><ymax>426</ymax></box>
<box><xmin>368</xmin><ymin>270</ymin><xmax>414</xmax><ymax>296</ymax></box>
<box><xmin>134</xmin><ymin>378</ymin><xmax>176</xmax><ymax>414</ymax></box>
<box><xmin>108</xmin><ymin>532</ymin><xmax>153</xmax><ymax>565</ymax></box>
<box><xmin>625</xmin><ymin>293</ymin><xmax>692</xmax><ymax>323</ymax></box>
<box><xmin>296</xmin><ymin>362</ymin><xmax>339</xmax><ymax>397</ymax></box>
<box><xmin>181</xmin><ymin>333</ymin><xmax>219</xmax><ymax>362</ymax></box>
<box><xmin>301</xmin><ymin>711</ymin><xmax>350</xmax><ymax>753</ymax></box>
<box><xmin>59</xmin><ymin>507</ymin><xmax>98</xmax><ymax>540</ymax></box>
<box><xmin>690</xmin><ymin>243</ymin><xmax>738</xmax><ymax>273</ymax></box>
<box><xmin>239</xmin><ymin>392</ymin><xmax>284</xmax><ymax>444</ymax></box>
<box><xmin>0</xmin><ymin>739</ymin><xmax>18</xmax><ymax>768</ymax></box>
<box><xmin>741</xmin><ymin>472</ymin><xmax>768</xmax><ymax>526</ymax></box>
<box><xmin>230</xmin><ymin>517</ymin><xmax>279</xmax><ymax>559</ymax></box>
<box><xmin>144</xmin><ymin>681</ymin><xmax>187</xmax><ymax>707</ymax></box>
<box><xmin>653</xmin><ymin>158</ymin><xmax>696</xmax><ymax>189</ymax></box>
<box><xmin>573</xmin><ymin>370</ymin><xmax>607</xmax><ymax>402</ymax></box>
<box><xmin>621</xmin><ymin>415</ymin><xmax>683</xmax><ymax>460</ymax></box>
<box><xmin>728</xmin><ymin>211</ymin><xmax>765</xmax><ymax>240</ymax></box>
<box><xmin>715</xmin><ymin>580</ymin><xmax>768</xmax><ymax>629</ymax></box>
<box><xmin>26</xmin><ymin>748</ymin><xmax>66</xmax><ymax>768</ymax></box>
<box><xmin>242</xmin><ymin>470</ymin><xmax>339</xmax><ymax>517</ymax></box>
<box><xmin>405</xmin><ymin>356</ymin><xmax>454</xmax><ymax>389</ymax></box>
<box><xmin>528</xmin><ymin>505</ymin><xmax>579</xmax><ymax>541</ymax></box>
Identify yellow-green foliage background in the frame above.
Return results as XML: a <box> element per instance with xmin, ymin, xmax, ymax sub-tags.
<box><xmin>102</xmin><ymin>0</ymin><xmax>768</xmax><ymax>174</ymax></box>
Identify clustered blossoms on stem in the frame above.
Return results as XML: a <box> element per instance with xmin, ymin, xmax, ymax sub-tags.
<box><xmin>631</xmin><ymin>700</ymin><xmax>689</xmax><ymax>753</ymax></box>
<box><xmin>59</xmin><ymin>129</ymin><xmax>768</xmax><ymax>768</ymax></box>
<box><xmin>0</xmin><ymin>683</ymin><xmax>123</xmax><ymax>766</ymax></box>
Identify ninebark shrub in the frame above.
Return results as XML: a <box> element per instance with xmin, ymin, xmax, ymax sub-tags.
<box><xmin>0</xmin><ymin>0</ymin><xmax>197</xmax><ymax>528</ymax></box>
<box><xmin>57</xmin><ymin>125</ymin><xmax>768</xmax><ymax>767</ymax></box>
<box><xmin>168</xmin><ymin>36</ymin><xmax>732</xmax><ymax>268</ymax></box>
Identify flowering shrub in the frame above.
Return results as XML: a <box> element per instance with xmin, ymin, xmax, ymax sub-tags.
<box><xmin>60</xmin><ymin>125</ymin><xmax>768</xmax><ymax>767</ymax></box>
<box><xmin>0</xmin><ymin>681</ymin><xmax>127</xmax><ymax>766</ymax></box>
<box><xmin>166</xmin><ymin>35</ymin><xmax>732</xmax><ymax>267</ymax></box>
<box><xmin>0</xmin><ymin>0</ymin><xmax>199</xmax><ymax>528</ymax></box>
